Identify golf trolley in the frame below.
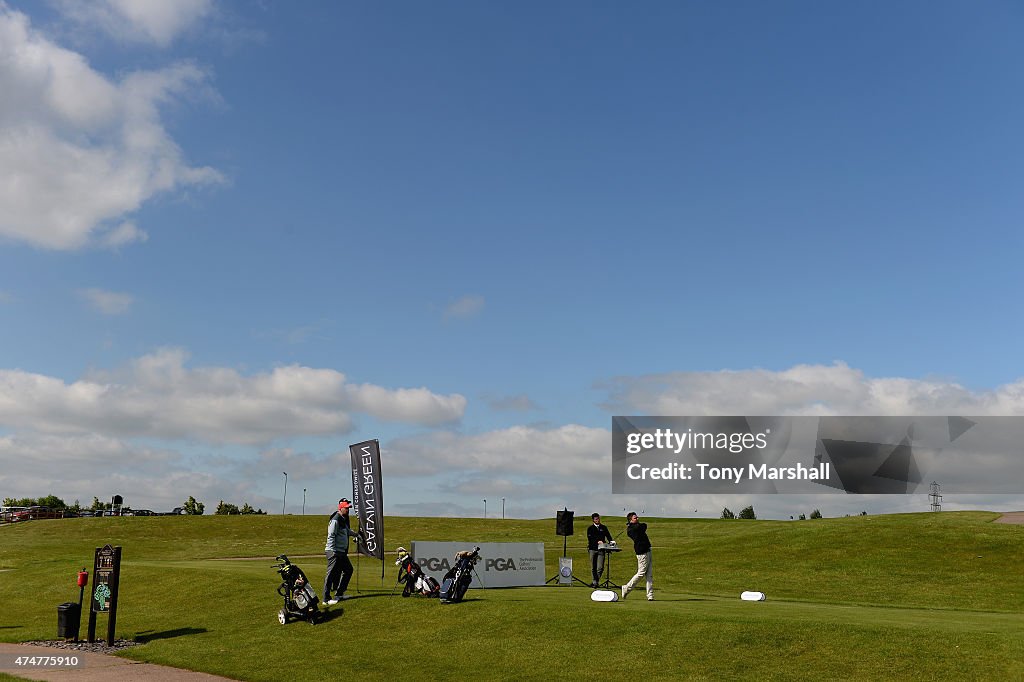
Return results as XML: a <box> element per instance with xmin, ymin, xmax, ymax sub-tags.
<box><xmin>272</xmin><ymin>555</ymin><xmax>321</xmax><ymax>625</ymax></box>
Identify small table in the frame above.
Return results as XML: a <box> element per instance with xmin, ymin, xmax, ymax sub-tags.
<box><xmin>595</xmin><ymin>544</ymin><xmax>622</xmax><ymax>589</ymax></box>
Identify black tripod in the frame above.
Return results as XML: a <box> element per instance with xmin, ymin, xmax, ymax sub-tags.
<box><xmin>595</xmin><ymin>547</ymin><xmax>622</xmax><ymax>589</ymax></box>
<box><xmin>545</xmin><ymin>534</ymin><xmax>589</xmax><ymax>586</ymax></box>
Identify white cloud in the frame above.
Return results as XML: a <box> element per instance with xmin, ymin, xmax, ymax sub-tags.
<box><xmin>602</xmin><ymin>362</ymin><xmax>1024</xmax><ymax>416</ymax></box>
<box><xmin>392</xmin><ymin>500</ymin><xmax>483</xmax><ymax>518</ymax></box>
<box><xmin>385</xmin><ymin>365</ymin><xmax>1024</xmax><ymax>518</ymax></box>
<box><xmin>597</xmin><ymin>364</ymin><xmax>1024</xmax><ymax>514</ymax></box>
<box><xmin>0</xmin><ymin>291</ymin><xmax>13</xmax><ymax>304</ymax></box>
<box><xmin>443</xmin><ymin>294</ymin><xmax>485</xmax><ymax>320</ymax></box>
<box><xmin>0</xmin><ymin>432</ymin><xmax>262</xmax><ymax>512</ymax></box>
<box><xmin>0</xmin><ymin>432</ymin><xmax>177</xmax><ymax>476</ymax></box>
<box><xmin>4</xmin><ymin>360</ymin><xmax>1022</xmax><ymax>519</ymax></box>
<box><xmin>53</xmin><ymin>0</ymin><xmax>214</xmax><ymax>48</ymax></box>
<box><xmin>100</xmin><ymin>221</ymin><xmax>148</xmax><ymax>248</ymax></box>
<box><xmin>234</xmin><ymin>447</ymin><xmax>351</xmax><ymax>481</ymax></box>
<box><xmin>0</xmin><ymin>7</ymin><xmax>221</xmax><ymax>250</ymax></box>
<box><xmin>374</xmin><ymin>360</ymin><xmax>1024</xmax><ymax>516</ymax></box>
<box><xmin>77</xmin><ymin>287</ymin><xmax>134</xmax><ymax>315</ymax></box>
<box><xmin>343</xmin><ymin>383</ymin><xmax>469</xmax><ymax>426</ymax></box>
<box><xmin>389</xmin><ymin>424</ymin><xmax>609</xmax><ymax>483</ymax></box>
<box><xmin>0</xmin><ymin>348</ymin><xmax>466</xmax><ymax>444</ymax></box>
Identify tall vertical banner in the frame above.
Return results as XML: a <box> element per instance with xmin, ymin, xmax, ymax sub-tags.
<box><xmin>349</xmin><ymin>439</ymin><xmax>384</xmax><ymax>561</ymax></box>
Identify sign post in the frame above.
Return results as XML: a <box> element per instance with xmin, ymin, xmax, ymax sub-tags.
<box><xmin>87</xmin><ymin>545</ymin><xmax>122</xmax><ymax>646</ymax></box>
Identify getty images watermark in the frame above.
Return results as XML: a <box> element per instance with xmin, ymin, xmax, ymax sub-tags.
<box><xmin>612</xmin><ymin>416</ymin><xmax>1024</xmax><ymax>494</ymax></box>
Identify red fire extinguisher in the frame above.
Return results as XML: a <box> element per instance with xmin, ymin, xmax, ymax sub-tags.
<box><xmin>77</xmin><ymin>568</ymin><xmax>89</xmax><ymax>613</ymax></box>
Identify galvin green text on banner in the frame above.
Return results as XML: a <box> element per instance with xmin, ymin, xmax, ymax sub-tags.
<box><xmin>349</xmin><ymin>439</ymin><xmax>384</xmax><ymax>559</ymax></box>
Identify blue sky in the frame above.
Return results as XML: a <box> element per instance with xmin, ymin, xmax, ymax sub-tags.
<box><xmin>1</xmin><ymin>1</ymin><xmax>1023</xmax><ymax>519</ymax></box>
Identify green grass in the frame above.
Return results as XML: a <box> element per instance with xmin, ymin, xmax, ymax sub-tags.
<box><xmin>1</xmin><ymin>512</ymin><xmax>1021</xmax><ymax>680</ymax></box>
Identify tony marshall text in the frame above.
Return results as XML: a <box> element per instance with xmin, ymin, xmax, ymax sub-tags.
<box><xmin>625</xmin><ymin>462</ymin><xmax>831</xmax><ymax>483</ymax></box>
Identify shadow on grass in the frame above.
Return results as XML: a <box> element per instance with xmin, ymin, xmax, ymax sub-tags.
<box><xmin>318</xmin><ymin>608</ymin><xmax>344</xmax><ymax>623</ymax></box>
<box><xmin>353</xmin><ymin>594</ymin><xmax>485</xmax><ymax>604</ymax></box>
<box><xmin>0</xmin><ymin>626</ymin><xmax>22</xmax><ymax>630</ymax></box>
<box><xmin>134</xmin><ymin>627</ymin><xmax>208</xmax><ymax>643</ymax></box>
<box><xmin>614</xmin><ymin>597</ymin><xmax>714</xmax><ymax>603</ymax></box>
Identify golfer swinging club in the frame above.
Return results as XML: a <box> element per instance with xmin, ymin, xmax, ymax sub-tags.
<box><xmin>621</xmin><ymin>511</ymin><xmax>653</xmax><ymax>601</ymax></box>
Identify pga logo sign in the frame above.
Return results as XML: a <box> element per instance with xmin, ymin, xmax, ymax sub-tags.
<box><xmin>417</xmin><ymin>556</ymin><xmax>518</xmax><ymax>572</ymax></box>
<box><xmin>418</xmin><ymin>556</ymin><xmax>452</xmax><ymax>572</ymax></box>
<box><xmin>410</xmin><ymin>541</ymin><xmax>545</xmax><ymax>588</ymax></box>
<box><xmin>485</xmin><ymin>557</ymin><xmax>518</xmax><ymax>571</ymax></box>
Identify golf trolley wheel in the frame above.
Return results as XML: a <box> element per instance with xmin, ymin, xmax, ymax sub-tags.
<box><xmin>277</xmin><ymin>609</ymin><xmax>287</xmax><ymax>625</ymax></box>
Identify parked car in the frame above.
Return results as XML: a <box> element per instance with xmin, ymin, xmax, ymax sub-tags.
<box><xmin>0</xmin><ymin>507</ymin><xmax>28</xmax><ymax>523</ymax></box>
<box><xmin>155</xmin><ymin>507</ymin><xmax>185</xmax><ymax>516</ymax></box>
<box><xmin>13</xmin><ymin>506</ymin><xmax>63</xmax><ymax>521</ymax></box>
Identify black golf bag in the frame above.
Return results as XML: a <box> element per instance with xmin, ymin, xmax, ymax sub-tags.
<box><xmin>438</xmin><ymin>547</ymin><xmax>481</xmax><ymax>603</ymax></box>
<box><xmin>273</xmin><ymin>555</ymin><xmax>320</xmax><ymax>624</ymax></box>
<box><xmin>395</xmin><ymin>547</ymin><xmax>440</xmax><ymax>598</ymax></box>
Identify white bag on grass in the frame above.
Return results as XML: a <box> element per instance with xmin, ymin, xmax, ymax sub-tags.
<box><xmin>590</xmin><ymin>590</ymin><xmax>619</xmax><ymax>602</ymax></box>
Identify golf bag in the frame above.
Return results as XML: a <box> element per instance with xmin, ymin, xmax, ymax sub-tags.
<box><xmin>395</xmin><ymin>547</ymin><xmax>440</xmax><ymax>598</ymax></box>
<box><xmin>439</xmin><ymin>547</ymin><xmax>481</xmax><ymax>604</ymax></box>
<box><xmin>272</xmin><ymin>555</ymin><xmax>321</xmax><ymax>624</ymax></box>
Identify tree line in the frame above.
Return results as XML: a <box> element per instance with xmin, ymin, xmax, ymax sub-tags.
<box><xmin>4</xmin><ymin>495</ymin><xmax>265</xmax><ymax>516</ymax></box>
<box><xmin>3</xmin><ymin>495</ymin><xmax>111</xmax><ymax>512</ymax></box>
<box><xmin>720</xmin><ymin>505</ymin><xmax>758</xmax><ymax>519</ymax></box>
<box><xmin>179</xmin><ymin>496</ymin><xmax>267</xmax><ymax>515</ymax></box>
<box><xmin>718</xmin><ymin>507</ymin><xmax>870</xmax><ymax>520</ymax></box>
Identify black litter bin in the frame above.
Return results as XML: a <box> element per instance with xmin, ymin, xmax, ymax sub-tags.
<box><xmin>57</xmin><ymin>602</ymin><xmax>81</xmax><ymax>639</ymax></box>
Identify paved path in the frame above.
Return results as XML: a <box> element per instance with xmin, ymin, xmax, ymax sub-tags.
<box><xmin>994</xmin><ymin>511</ymin><xmax>1024</xmax><ymax>524</ymax></box>
<box><xmin>0</xmin><ymin>644</ymin><xmax>233</xmax><ymax>681</ymax></box>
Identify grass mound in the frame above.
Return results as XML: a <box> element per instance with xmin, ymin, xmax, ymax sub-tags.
<box><xmin>1</xmin><ymin>512</ymin><xmax>1020</xmax><ymax>680</ymax></box>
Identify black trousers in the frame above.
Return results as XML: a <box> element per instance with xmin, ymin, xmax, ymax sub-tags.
<box><xmin>324</xmin><ymin>551</ymin><xmax>354</xmax><ymax>598</ymax></box>
<box><xmin>589</xmin><ymin>549</ymin><xmax>606</xmax><ymax>583</ymax></box>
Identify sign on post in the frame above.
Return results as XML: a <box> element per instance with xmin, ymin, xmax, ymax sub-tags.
<box><xmin>87</xmin><ymin>545</ymin><xmax>121</xmax><ymax>646</ymax></box>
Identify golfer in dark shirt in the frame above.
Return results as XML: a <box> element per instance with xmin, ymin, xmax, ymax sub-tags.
<box><xmin>586</xmin><ymin>513</ymin><xmax>613</xmax><ymax>587</ymax></box>
<box><xmin>621</xmin><ymin>511</ymin><xmax>653</xmax><ymax>601</ymax></box>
